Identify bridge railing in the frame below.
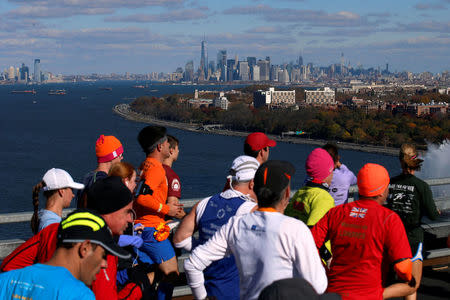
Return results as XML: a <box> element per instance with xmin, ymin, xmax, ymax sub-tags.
<box><xmin>0</xmin><ymin>177</ymin><xmax>449</xmax><ymax>296</ymax></box>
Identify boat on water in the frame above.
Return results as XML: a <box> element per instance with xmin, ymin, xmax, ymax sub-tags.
<box><xmin>133</xmin><ymin>85</ymin><xmax>146</xmax><ymax>89</ymax></box>
<box><xmin>99</xmin><ymin>87</ymin><xmax>112</xmax><ymax>91</ymax></box>
<box><xmin>11</xmin><ymin>90</ymin><xmax>36</xmax><ymax>95</ymax></box>
<box><xmin>48</xmin><ymin>89</ymin><xmax>66</xmax><ymax>95</ymax></box>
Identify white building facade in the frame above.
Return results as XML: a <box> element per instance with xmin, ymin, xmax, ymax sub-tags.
<box><xmin>305</xmin><ymin>87</ymin><xmax>336</xmax><ymax>105</ymax></box>
<box><xmin>254</xmin><ymin>87</ymin><xmax>295</xmax><ymax>108</ymax></box>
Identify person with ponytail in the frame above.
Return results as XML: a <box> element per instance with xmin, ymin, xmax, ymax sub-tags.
<box><xmin>386</xmin><ymin>144</ymin><xmax>441</xmax><ymax>300</ymax></box>
<box><xmin>31</xmin><ymin>168</ymin><xmax>84</xmax><ymax>234</ymax></box>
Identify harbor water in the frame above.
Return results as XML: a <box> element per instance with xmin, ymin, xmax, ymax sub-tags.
<box><xmin>0</xmin><ymin>81</ymin><xmax>420</xmax><ymax>238</ymax></box>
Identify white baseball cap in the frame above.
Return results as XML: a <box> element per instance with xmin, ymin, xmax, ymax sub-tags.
<box><xmin>229</xmin><ymin>155</ymin><xmax>260</xmax><ymax>182</ymax></box>
<box><xmin>42</xmin><ymin>168</ymin><xmax>85</xmax><ymax>191</ymax></box>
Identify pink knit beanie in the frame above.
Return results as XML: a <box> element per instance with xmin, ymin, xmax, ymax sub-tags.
<box><xmin>305</xmin><ymin>148</ymin><xmax>334</xmax><ymax>183</ymax></box>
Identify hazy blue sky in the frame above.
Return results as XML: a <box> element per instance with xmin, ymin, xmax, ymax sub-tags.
<box><xmin>1</xmin><ymin>0</ymin><xmax>449</xmax><ymax>74</ymax></box>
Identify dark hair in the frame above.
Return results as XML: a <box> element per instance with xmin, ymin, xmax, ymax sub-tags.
<box><xmin>31</xmin><ymin>181</ymin><xmax>56</xmax><ymax>234</ymax></box>
<box><xmin>256</xmin><ymin>186</ymin><xmax>287</xmax><ymax>208</ymax></box>
<box><xmin>137</xmin><ymin>126</ymin><xmax>167</xmax><ymax>155</ymax></box>
<box><xmin>167</xmin><ymin>135</ymin><xmax>179</xmax><ymax>149</ymax></box>
<box><xmin>244</xmin><ymin>143</ymin><xmax>260</xmax><ymax>158</ymax></box>
<box><xmin>322</xmin><ymin>143</ymin><xmax>339</xmax><ymax>163</ymax></box>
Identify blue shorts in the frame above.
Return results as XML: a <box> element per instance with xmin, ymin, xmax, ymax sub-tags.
<box><xmin>136</xmin><ymin>227</ymin><xmax>175</xmax><ymax>265</ymax></box>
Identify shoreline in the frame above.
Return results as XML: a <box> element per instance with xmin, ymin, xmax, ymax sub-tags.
<box><xmin>113</xmin><ymin>103</ymin><xmax>399</xmax><ymax>156</ymax></box>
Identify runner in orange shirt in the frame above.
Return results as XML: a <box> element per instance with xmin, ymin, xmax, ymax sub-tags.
<box><xmin>134</xmin><ymin>125</ymin><xmax>183</xmax><ymax>299</ymax></box>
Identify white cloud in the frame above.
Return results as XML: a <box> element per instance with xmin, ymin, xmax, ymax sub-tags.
<box><xmin>7</xmin><ymin>0</ymin><xmax>184</xmax><ymax>18</ymax></box>
<box><xmin>105</xmin><ymin>9</ymin><xmax>208</xmax><ymax>23</ymax></box>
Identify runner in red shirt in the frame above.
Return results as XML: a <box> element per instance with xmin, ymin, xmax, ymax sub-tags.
<box><xmin>162</xmin><ymin>135</ymin><xmax>185</xmax><ymax>219</ymax></box>
<box><xmin>312</xmin><ymin>163</ymin><xmax>416</xmax><ymax>300</ymax></box>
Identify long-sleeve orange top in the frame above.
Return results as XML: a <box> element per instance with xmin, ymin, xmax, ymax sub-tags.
<box><xmin>134</xmin><ymin>157</ymin><xmax>169</xmax><ymax>228</ymax></box>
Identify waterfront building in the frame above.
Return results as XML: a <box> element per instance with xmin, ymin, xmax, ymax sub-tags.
<box><xmin>291</xmin><ymin>68</ymin><xmax>301</xmax><ymax>82</ymax></box>
<box><xmin>184</xmin><ymin>61</ymin><xmax>194</xmax><ymax>82</ymax></box>
<box><xmin>279</xmin><ymin>69</ymin><xmax>290</xmax><ymax>84</ymax></box>
<box><xmin>208</xmin><ymin>61</ymin><xmax>215</xmax><ymax>74</ymax></box>
<box><xmin>169</xmin><ymin>72</ymin><xmax>183</xmax><ymax>82</ymax></box>
<box><xmin>247</xmin><ymin>57</ymin><xmax>256</xmax><ymax>68</ymax></box>
<box><xmin>252</xmin><ymin>65</ymin><xmax>260</xmax><ymax>81</ymax></box>
<box><xmin>33</xmin><ymin>59</ymin><xmax>41</xmax><ymax>83</ymax></box>
<box><xmin>8</xmin><ymin>66</ymin><xmax>15</xmax><ymax>80</ymax></box>
<box><xmin>213</xmin><ymin>92</ymin><xmax>229</xmax><ymax>110</ymax></box>
<box><xmin>200</xmin><ymin>40</ymin><xmax>208</xmax><ymax>80</ymax></box>
<box><xmin>217</xmin><ymin>50</ymin><xmax>227</xmax><ymax>81</ymax></box>
<box><xmin>188</xmin><ymin>98</ymin><xmax>213</xmax><ymax>108</ymax></box>
<box><xmin>238</xmin><ymin>61</ymin><xmax>249</xmax><ymax>81</ymax></box>
<box><xmin>253</xmin><ymin>87</ymin><xmax>295</xmax><ymax>109</ymax></box>
<box><xmin>19</xmin><ymin>63</ymin><xmax>29</xmax><ymax>82</ymax></box>
<box><xmin>257</xmin><ymin>59</ymin><xmax>270</xmax><ymax>81</ymax></box>
<box><xmin>305</xmin><ymin>87</ymin><xmax>336</xmax><ymax>105</ymax></box>
<box><xmin>271</xmin><ymin>65</ymin><xmax>280</xmax><ymax>81</ymax></box>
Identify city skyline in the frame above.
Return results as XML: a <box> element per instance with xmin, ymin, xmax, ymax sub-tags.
<box><xmin>0</xmin><ymin>0</ymin><xmax>449</xmax><ymax>74</ymax></box>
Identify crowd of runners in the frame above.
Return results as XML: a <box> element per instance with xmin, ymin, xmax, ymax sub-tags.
<box><xmin>0</xmin><ymin>126</ymin><xmax>441</xmax><ymax>300</ymax></box>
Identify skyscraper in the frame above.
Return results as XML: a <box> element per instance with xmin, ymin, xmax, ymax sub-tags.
<box><xmin>184</xmin><ymin>60</ymin><xmax>194</xmax><ymax>82</ymax></box>
<box><xmin>200</xmin><ymin>39</ymin><xmax>208</xmax><ymax>80</ymax></box>
<box><xmin>8</xmin><ymin>66</ymin><xmax>15</xmax><ymax>80</ymax></box>
<box><xmin>257</xmin><ymin>59</ymin><xmax>270</xmax><ymax>81</ymax></box>
<box><xmin>34</xmin><ymin>59</ymin><xmax>41</xmax><ymax>83</ymax></box>
<box><xmin>238</xmin><ymin>61</ymin><xmax>249</xmax><ymax>81</ymax></box>
<box><xmin>217</xmin><ymin>50</ymin><xmax>227</xmax><ymax>81</ymax></box>
<box><xmin>247</xmin><ymin>57</ymin><xmax>256</xmax><ymax>67</ymax></box>
<box><xmin>19</xmin><ymin>63</ymin><xmax>29</xmax><ymax>82</ymax></box>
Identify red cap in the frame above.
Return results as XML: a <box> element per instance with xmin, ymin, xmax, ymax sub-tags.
<box><xmin>357</xmin><ymin>163</ymin><xmax>390</xmax><ymax>197</ymax></box>
<box><xmin>245</xmin><ymin>132</ymin><xmax>276</xmax><ymax>151</ymax></box>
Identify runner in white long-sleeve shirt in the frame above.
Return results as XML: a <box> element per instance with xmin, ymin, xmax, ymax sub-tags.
<box><xmin>184</xmin><ymin>160</ymin><xmax>327</xmax><ymax>300</ymax></box>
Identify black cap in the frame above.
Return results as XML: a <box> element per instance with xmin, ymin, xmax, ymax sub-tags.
<box><xmin>87</xmin><ymin>176</ymin><xmax>133</xmax><ymax>215</ymax></box>
<box><xmin>254</xmin><ymin>160</ymin><xmax>296</xmax><ymax>197</ymax></box>
<box><xmin>138</xmin><ymin>126</ymin><xmax>167</xmax><ymax>154</ymax></box>
<box><xmin>58</xmin><ymin>210</ymin><xmax>131</xmax><ymax>259</ymax></box>
<box><xmin>258</xmin><ymin>278</ymin><xmax>341</xmax><ymax>300</ymax></box>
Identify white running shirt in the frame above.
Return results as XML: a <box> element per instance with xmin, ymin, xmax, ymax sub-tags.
<box><xmin>184</xmin><ymin>210</ymin><xmax>327</xmax><ymax>300</ymax></box>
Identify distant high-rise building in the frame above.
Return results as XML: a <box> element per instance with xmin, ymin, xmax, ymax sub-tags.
<box><xmin>200</xmin><ymin>39</ymin><xmax>208</xmax><ymax>80</ymax></box>
<box><xmin>208</xmin><ymin>60</ymin><xmax>215</xmax><ymax>74</ymax></box>
<box><xmin>227</xmin><ymin>59</ymin><xmax>236</xmax><ymax>70</ymax></box>
<box><xmin>34</xmin><ymin>59</ymin><xmax>41</xmax><ymax>82</ymax></box>
<box><xmin>238</xmin><ymin>61</ymin><xmax>249</xmax><ymax>81</ymax></box>
<box><xmin>252</xmin><ymin>65</ymin><xmax>260</xmax><ymax>81</ymax></box>
<box><xmin>20</xmin><ymin>63</ymin><xmax>29</xmax><ymax>82</ymax></box>
<box><xmin>298</xmin><ymin>55</ymin><xmax>303</xmax><ymax>66</ymax></box>
<box><xmin>184</xmin><ymin>60</ymin><xmax>194</xmax><ymax>82</ymax></box>
<box><xmin>8</xmin><ymin>66</ymin><xmax>15</xmax><ymax>80</ymax></box>
<box><xmin>385</xmin><ymin>63</ymin><xmax>389</xmax><ymax>73</ymax></box>
<box><xmin>271</xmin><ymin>65</ymin><xmax>280</xmax><ymax>81</ymax></box>
<box><xmin>217</xmin><ymin>50</ymin><xmax>227</xmax><ymax>81</ymax></box>
<box><xmin>257</xmin><ymin>59</ymin><xmax>270</xmax><ymax>81</ymax></box>
<box><xmin>247</xmin><ymin>57</ymin><xmax>256</xmax><ymax>67</ymax></box>
<box><xmin>279</xmin><ymin>69</ymin><xmax>290</xmax><ymax>83</ymax></box>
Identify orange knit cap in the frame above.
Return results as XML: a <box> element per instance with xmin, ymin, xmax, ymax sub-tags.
<box><xmin>95</xmin><ymin>135</ymin><xmax>124</xmax><ymax>163</ymax></box>
<box><xmin>357</xmin><ymin>163</ymin><xmax>390</xmax><ymax>197</ymax></box>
